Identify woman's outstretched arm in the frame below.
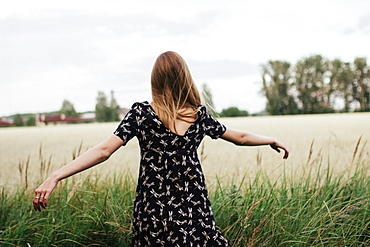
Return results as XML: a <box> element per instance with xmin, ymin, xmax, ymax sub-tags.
<box><xmin>33</xmin><ymin>134</ymin><xmax>124</xmax><ymax>211</ymax></box>
<box><xmin>221</xmin><ymin>128</ymin><xmax>289</xmax><ymax>159</ymax></box>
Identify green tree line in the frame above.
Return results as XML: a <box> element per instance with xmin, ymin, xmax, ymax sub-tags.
<box><xmin>7</xmin><ymin>91</ymin><xmax>121</xmax><ymax>127</ymax></box>
<box><xmin>262</xmin><ymin>55</ymin><xmax>370</xmax><ymax>115</ymax></box>
<box><xmin>11</xmin><ymin>114</ymin><xmax>36</xmax><ymax>127</ymax></box>
<box><xmin>95</xmin><ymin>91</ymin><xmax>120</xmax><ymax>122</ymax></box>
<box><xmin>60</xmin><ymin>91</ymin><xmax>120</xmax><ymax>122</ymax></box>
<box><xmin>12</xmin><ymin>54</ymin><xmax>368</xmax><ymax>127</ymax></box>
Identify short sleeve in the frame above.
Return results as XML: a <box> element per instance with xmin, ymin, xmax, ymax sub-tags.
<box><xmin>202</xmin><ymin>107</ymin><xmax>226</xmax><ymax>139</ymax></box>
<box><xmin>113</xmin><ymin>103</ymin><xmax>139</xmax><ymax>145</ymax></box>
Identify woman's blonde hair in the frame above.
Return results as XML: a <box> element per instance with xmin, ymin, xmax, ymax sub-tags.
<box><xmin>151</xmin><ymin>51</ymin><xmax>201</xmax><ymax>134</ymax></box>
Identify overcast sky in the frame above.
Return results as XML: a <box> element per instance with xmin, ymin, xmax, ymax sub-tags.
<box><xmin>1</xmin><ymin>0</ymin><xmax>370</xmax><ymax>117</ymax></box>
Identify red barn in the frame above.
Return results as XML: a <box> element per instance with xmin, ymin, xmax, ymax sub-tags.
<box><xmin>0</xmin><ymin>120</ymin><xmax>14</xmax><ymax>127</ymax></box>
<box><xmin>37</xmin><ymin>114</ymin><xmax>80</xmax><ymax>126</ymax></box>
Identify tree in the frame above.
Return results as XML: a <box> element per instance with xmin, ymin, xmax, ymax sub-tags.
<box><xmin>352</xmin><ymin>58</ymin><xmax>370</xmax><ymax>111</ymax></box>
<box><xmin>201</xmin><ymin>83</ymin><xmax>217</xmax><ymax>117</ymax></box>
<box><xmin>26</xmin><ymin>116</ymin><xmax>36</xmax><ymax>126</ymax></box>
<box><xmin>262</xmin><ymin>60</ymin><xmax>298</xmax><ymax>115</ymax></box>
<box><xmin>219</xmin><ymin>106</ymin><xmax>248</xmax><ymax>117</ymax></box>
<box><xmin>260</xmin><ymin>55</ymin><xmax>369</xmax><ymax>114</ymax></box>
<box><xmin>13</xmin><ymin>114</ymin><xmax>23</xmax><ymax>126</ymax></box>
<box><xmin>294</xmin><ymin>55</ymin><xmax>333</xmax><ymax>114</ymax></box>
<box><xmin>60</xmin><ymin>99</ymin><xmax>79</xmax><ymax>118</ymax></box>
<box><xmin>328</xmin><ymin>59</ymin><xmax>354</xmax><ymax>112</ymax></box>
<box><xmin>95</xmin><ymin>91</ymin><xmax>109</xmax><ymax>122</ymax></box>
<box><xmin>110</xmin><ymin>91</ymin><xmax>121</xmax><ymax>121</ymax></box>
<box><xmin>95</xmin><ymin>91</ymin><xmax>121</xmax><ymax>122</ymax></box>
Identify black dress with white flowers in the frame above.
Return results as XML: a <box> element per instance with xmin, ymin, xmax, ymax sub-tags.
<box><xmin>114</xmin><ymin>101</ymin><xmax>229</xmax><ymax>247</ymax></box>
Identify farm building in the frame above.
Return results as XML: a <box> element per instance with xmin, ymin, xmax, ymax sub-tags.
<box><xmin>36</xmin><ymin>114</ymin><xmax>80</xmax><ymax>126</ymax></box>
<box><xmin>79</xmin><ymin>112</ymin><xmax>96</xmax><ymax>123</ymax></box>
<box><xmin>0</xmin><ymin>119</ymin><xmax>14</xmax><ymax>127</ymax></box>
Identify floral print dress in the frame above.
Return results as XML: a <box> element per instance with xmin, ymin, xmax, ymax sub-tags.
<box><xmin>114</xmin><ymin>101</ymin><xmax>229</xmax><ymax>247</ymax></box>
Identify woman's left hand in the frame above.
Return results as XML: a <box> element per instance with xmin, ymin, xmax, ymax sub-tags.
<box><xmin>270</xmin><ymin>140</ymin><xmax>289</xmax><ymax>159</ymax></box>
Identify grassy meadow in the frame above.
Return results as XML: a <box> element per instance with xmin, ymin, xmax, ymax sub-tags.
<box><xmin>0</xmin><ymin>113</ymin><xmax>369</xmax><ymax>246</ymax></box>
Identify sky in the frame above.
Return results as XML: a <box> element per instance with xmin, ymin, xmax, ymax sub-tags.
<box><xmin>1</xmin><ymin>0</ymin><xmax>370</xmax><ymax>117</ymax></box>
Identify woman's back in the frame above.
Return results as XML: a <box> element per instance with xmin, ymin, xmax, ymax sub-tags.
<box><xmin>114</xmin><ymin>101</ymin><xmax>229</xmax><ymax>246</ymax></box>
<box><xmin>151</xmin><ymin>103</ymin><xmax>198</xmax><ymax>136</ymax></box>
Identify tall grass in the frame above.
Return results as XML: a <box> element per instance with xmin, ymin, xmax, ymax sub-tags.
<box><xmin>212</xmin><ymin>161</ymin><xmax>369</xmax><ymax>246</ymax></box>
<box><xmin>0</xmin><ymin>174</ymin><xmax>135</xmax><ymax>246</ymax></box>
<box><xmin>1</xmin><ymin>146</ymin><xmax>369</xmax><ymax>246</ymax></box>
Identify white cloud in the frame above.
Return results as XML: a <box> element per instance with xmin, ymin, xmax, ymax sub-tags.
<box><xmin>1</xmin><ymin>0</ymin><xmax>370</xmax><ymax>116</ymax></box>
<box><xmin>359</xmin><ymin>12</ymin><xmax>370</xmax><ymax>34</ymax></box>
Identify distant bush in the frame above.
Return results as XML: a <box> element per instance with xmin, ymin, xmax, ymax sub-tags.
<box><xmin>13</xmin><ymin>114</ymin><xmax>24</xmax><ymax>126</ymax></box>
<box><xmin>26</xmin><ymin>116</ymin><xmax>36</xmax><ymax>126</ymax></box>
<box><xmin>219</xmin><ymin>106</ymin><xmax>249</xmax><ymax>117</ymax></box>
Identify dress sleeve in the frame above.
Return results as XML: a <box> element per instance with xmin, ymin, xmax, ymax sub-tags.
<box><xmin>202</xmin><ymin>107</ymin><xmax>227</xmax><ymax>139</ymax></box>
<box><xmin>113</xmin><ymin>103</ymin><xmax>139</xmax><ymax>146</ymax></box>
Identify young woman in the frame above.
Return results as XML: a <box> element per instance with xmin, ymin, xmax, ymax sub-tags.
<box><xmin>33</xmin><ymin>51</ymin><xmax>289</xmax><ymax>246</ymax></box>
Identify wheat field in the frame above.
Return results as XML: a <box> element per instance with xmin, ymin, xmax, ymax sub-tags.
<box><xmin>1</xmin><ymin>113</ymin><xmax>369</xmax><ymax>246</ymax></box>
<box><xmin>1</xmin><ymin>112</ymin><xmax>369</xmax><ymax>188</ymax></box>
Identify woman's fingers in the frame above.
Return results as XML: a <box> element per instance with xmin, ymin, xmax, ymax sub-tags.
<box><xmin>270</xmin><ymin>144</ymin><xmax>280</xmax><ymax>153</ymax></box>
<box><xmin>270</xmin><ymin>142</ymin><xmax>289</xmax><ymax>159</ymax></box>
<box><xmin>40</xmin><ymin>192</ymin><xmax>49</xmax><ymax>209</ymax></box>
<box><xmin>33</xmin><ymin>189</ymin><xmax>50</xmax><ymax>211</ymax></box>
<box><xmin>282</xmin><ymin>149</ymin><xmax>289</xmax><ymax>159</ymax></box>
<box><xmin>33</xmin><ymin>191</ymin><xmax>43</xmax><ymax>211</ymax></box>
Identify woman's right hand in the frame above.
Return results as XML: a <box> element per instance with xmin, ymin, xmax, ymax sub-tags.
<box><xmin>32</xmin><ymin>135</ymin><xmax>124</xmax><ymax>211</ymax></box>
<box><xmin>33</xmin><ymin>177</ymin><xmax>59</xmax><ymax>211</ymax></box>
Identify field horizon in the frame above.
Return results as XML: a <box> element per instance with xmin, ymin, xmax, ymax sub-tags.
<box><xmin>1</xmin><ymin>112</ymin><xmax>369</xmax><ymax>189</ymax></box>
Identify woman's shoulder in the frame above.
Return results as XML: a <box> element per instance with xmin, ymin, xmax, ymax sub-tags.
<box><xmin>197</xmin><ymin>105</ymin><xmax>217</xmax><ymax>121</ymax></box>
<box><xmin>128</xmin><ymin>101</ymin><xmax>158</xmax><ymax>118</ymax></box>
<box><xmin>128</xmin><ymin>101</ymin><xmax>212</xmax><ymax>118</ymax></box>
<box><xmin>129</xmin><ymin>101</ymin><xmax>149</xmax><ymax>107</ymax></box>
<box><xmin>128</xmin><ymin>101</ymin><xmax>151</xmax><ymax>111</ymax></box>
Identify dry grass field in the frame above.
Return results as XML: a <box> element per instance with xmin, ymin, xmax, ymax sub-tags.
<box><xmin>1</xmin><ymin>113</ymin><xmax>370</xmax><ymax>246</ymax></box>
<box><xmin>1</xmin><ymin>112</ymin><xmax>369</xmax><ymax>188</ymax></box>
